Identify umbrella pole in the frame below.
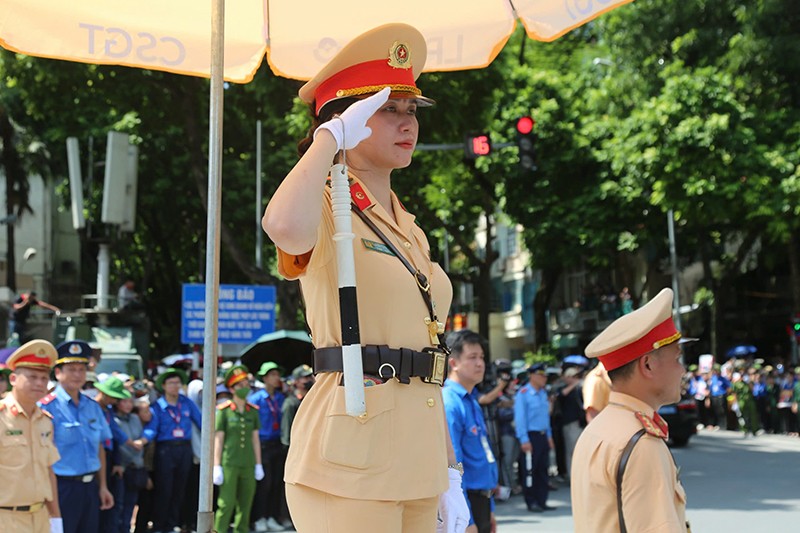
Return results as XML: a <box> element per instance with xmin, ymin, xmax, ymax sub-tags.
<box><xmin>197</xmin><ymin>0</ymin><xmax>224</xmax><ymax>531</ymax></box>
<box><xmin>330</xmin><ymin>163</ymin><xmax>366</xmax><ymax>417</ymax></box>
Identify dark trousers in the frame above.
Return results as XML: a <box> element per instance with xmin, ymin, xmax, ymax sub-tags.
<box><xmin>551</xmin><ymin>418</ymin><xmax>567</xmax><ymax>477</ymax></box>
<box><xmin>100</xmin><ymin>466</ymin><xmax>124</xmax><ymax>533</ymax></box>
<box><xmin>152</xmin><ymin>441</ymin><xmax>193</xmax><ymax>530</ymax></box>
<box><xmin>119</xmin><ymin>482</ymin><xmax>140</xmax><ymax>533</ymax></box>
<box><xmin>711</xmin><ymin>395</ymin><xmax>727</xmax><ymax>428</ymax></box>
<box><xmin>133</xmin><ymin>483</ymin><xmax>154</xmax><ymax>533</ymax></box>
<box><xmin>58</xmin><ymin>476</ymin><xmax>100</xmax><ymax>533</ymax></box>
<box><xmin>251</xmin><ymin>439</ymin><xmax>287</xmax><ymax>523</ymax></box>
<box><xmin>518</xmin><ymin>432</ymin><xmax>549</xmax><ymax>508</ymax></box>
<box><xmin>466</xmin><ymin>490</ymin><xmax>492</xmax><ymax>533</ymax></box>
<box><xmin>180</xmin><ymin>461</ymin><xmax>200</xmax><ymax>529</ymax></box>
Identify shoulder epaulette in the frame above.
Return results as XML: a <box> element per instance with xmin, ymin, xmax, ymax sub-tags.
<box><xmin>39</xmin><ymin>392</ymin><xmax>56</xmax><ymax>406</ymax></box>
<box><xmin>217</xmin><ymin>400</ymin><xmax>233</xmax><ymax>410</ymax></box>
<box><xmin>41</xmin><ymin>409</ymin><xmax>53</xmax><ymax>419</ymax></box>
<box><xmin>635</xmin><ymin>411</ymin><xmax>669</xmax><ymax>439</ymax></box>
<box><xmin>520</xmin><ymin>386</ymin><xmax>529</xmax><ymax>394</ymax></box>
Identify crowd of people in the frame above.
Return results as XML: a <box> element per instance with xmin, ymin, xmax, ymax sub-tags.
<box><xmin>0</xmin><ymin>338</ymin><xmax>315</xmax><ymax>533</ymax></box>
<box><xmin>685</xmin><ymin>358</ymin><xmax>800</xmax><ymax>436</ymax></box>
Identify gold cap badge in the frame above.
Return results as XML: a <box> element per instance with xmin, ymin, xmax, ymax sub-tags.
<box><xmin>388</xmin><ymin>41</ymin><xmax>411</xmax><ymax>69</ymax></box>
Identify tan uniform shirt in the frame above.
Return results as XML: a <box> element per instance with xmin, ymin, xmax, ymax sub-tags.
<box><xmin>582</xmin><ymin>361</ymin><xmax>612</xmax><ymax>413</ymax></box>
<box><xmin>277</xmin><ymin>174</ymin><xmax>453</xmax><ymax>501</ymax></box>
<box><xmin>571</xmin><ymin>392</ymin><xmax>687</xmax><ymax>533</ymax></box>
<box><xmin>0</xmin><ymin>394</ymin><xmax>60</xmax><ymax>506</ymax></box>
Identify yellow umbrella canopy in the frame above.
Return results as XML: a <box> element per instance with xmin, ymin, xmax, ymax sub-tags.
<box><xmin>0</xmin><ymin>0</ymin><xmax>634</xmax><ymax>82</ymax></box>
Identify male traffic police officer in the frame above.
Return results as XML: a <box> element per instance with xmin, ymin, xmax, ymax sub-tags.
<box><xmin>0</xmin><ymin>340</ymin><xmax>62</xmax><ymax>533</ymax></box>
<box><xmin>571</xmin><ymin>288</ymin><xmax>692</xmax><ymax>533</ymax></box>
<box><xmin>40</xmin><ymin>340</ymin><xmax>115</xmax><ymax>533</ymax></box>
<box><xmin>514</xmin><ymin>362</ymin><xmax>555</xmax><ymax>513</ymax></box>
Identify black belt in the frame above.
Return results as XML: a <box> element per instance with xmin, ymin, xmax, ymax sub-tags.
<box><xmin>157</xmin><ymin>439</ymin><xmax>191</xmax><ymax>447</ymax></box>
<box><xmin>313</xmin><ymin>345</ymin><xmax>447</xmax><ymax>386</ymax></box>
<box><xmin>467</xmin><ymin>489</ymin><xmax>493</xmax><ymax>498</ymax></box>
<box><xmin>56</xmin><ymin>473</ymin><xmax>96</xmax><ymax>483</ymax></box>
<box><xmin>528</xmin><ymin>430</ymin><xmax>547</xmax><ymax>436</ymax></box>
<box><xmin>0</xmin><ymin>502</ymin><xmax>45</xmax><ymax>512</ymax></box>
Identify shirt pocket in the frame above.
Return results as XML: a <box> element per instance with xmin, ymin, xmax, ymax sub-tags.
<box><xmin>0</xmin><ymin>434</ymin><xmax>28</xmax><ymax>470</ymax></box>
<box><xmin>321</xmin><ymin>382</ymin><xmax>395</xmax><ymax>472</ymax></box>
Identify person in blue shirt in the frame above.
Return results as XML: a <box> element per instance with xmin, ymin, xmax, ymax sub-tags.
<box><xmin>514</xmin><ymin>363</ymin><xmax>555</xmax><ymax>513</ymax></box>
<box><xmin>442</xmin><ymin>330</ymin><xmax>498</xmax><ymax>533</ymax></box>
<box><xmin>40</xmin><ymin>340</ymin><xmax>114</xmax><ymax>533</ymax></box>
<box><xmin>248</xmin><ymin>361</ymin><xmax>288</xmax><ymax>532</ymax></box>
<box><xmin>140</xmin><ymin>368</ymin><xmax>202</xmax><ymax>533</ymax></box>
<box><xmin>94</xmin><ymin>375</ymin><xmax>146</xmax><ymax>533</ymax></box>
<box><xmin>708</xmin><ymin>365</ymin><xmax>730</xmax><ymax>430</ymax></box>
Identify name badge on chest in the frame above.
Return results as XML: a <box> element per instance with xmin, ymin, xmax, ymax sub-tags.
<box><xmin>172</xmin><ymin>428</ymin><xmax>184</xmax><ymax>438</ymax></box>
<box><xmin>480</xmin><ymin>435</ymin><xmax>496</xmax><ymax>464</ymax></box>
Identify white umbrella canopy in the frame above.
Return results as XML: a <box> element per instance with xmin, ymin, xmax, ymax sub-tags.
<box><xmin>0</xmin><ymin>0</ymin><xmax>634</xmax><ymax>82</ymax></box>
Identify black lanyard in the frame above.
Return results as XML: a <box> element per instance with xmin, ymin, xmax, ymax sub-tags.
<box><xmin>351</xmin><ymin>203</ymin><xmax>448</xmax><ymax>352</ymax></box>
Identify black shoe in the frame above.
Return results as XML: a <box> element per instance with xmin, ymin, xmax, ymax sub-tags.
<box><xmin>527</xmin><ymin>504</ymin><xmax>544</xmax><ymax>513</ymax></box>
<box><xmin>548</xmin><ymin>483</ymin><xmax>559</xmax><ymax>491</ymax></box>
<box><xmin>541</xmin><ymin>504</ymin><xmax>557</xmax><ymax>511</ymax></box>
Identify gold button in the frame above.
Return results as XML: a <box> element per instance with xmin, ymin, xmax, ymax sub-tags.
<box><xmin>403</xmin><ymin>241</ymin><xmax>412</xmax><ymax>249</ymax></box>
<box><xmin>358</xmin><ymin>412</ymin><xmax>368</xmax><ymax>420</ymax></box>
<box><xmin>427</xmin><ymin>398</ymin><xmax>435</xmax><ymax>407</ymax></box>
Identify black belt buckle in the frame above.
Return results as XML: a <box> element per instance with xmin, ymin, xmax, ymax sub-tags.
<box><xmin>422</xmin><ymin>347</ymin><xmax>447</xmax><ymax>386</ymax></box>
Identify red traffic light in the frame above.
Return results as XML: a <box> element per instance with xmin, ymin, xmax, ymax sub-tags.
<box><xmin>464</xmin><ymin>133</ymin><xmax>492</xmax><ymax>159</ymax></box>
<box><xmin>516</xmin><ymin>116</ymin><xmax>535</xmax><ymax>135</ymax></box>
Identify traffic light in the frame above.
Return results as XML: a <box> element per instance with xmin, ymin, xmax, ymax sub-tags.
<box><xmin>516</xmin><ymin>116</ymin><xmax>537</xmax><ymax>172</ymax></box>
<box><xmin>464</xmin><ymin>133</ymin><xmax>492</xmax><ymax>159</ymax></box>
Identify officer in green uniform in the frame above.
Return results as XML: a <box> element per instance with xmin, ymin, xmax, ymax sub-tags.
<box><xmin>213</xmin><ymin>365</ymin><xmax>263</xmax><ymax>533</ymax></box>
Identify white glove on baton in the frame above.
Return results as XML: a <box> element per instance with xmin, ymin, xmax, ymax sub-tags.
<box><xmin>436</xmin><ymin>467</ymin><xmax>470</xmax><ymax>533</ymax></box>
<box><xmin>49</xmin><ymin>518</ymin><xmax>64</xmax><ymax>533</ymax></box>
<box><xmin>255</xmin><ymin>464</ymin><xmax>265</xmax><ymax>481</ymax></box>
<box><xmin>314</xmin><ymin>86</ymin><xmax>391</xmax><ymax>151</ymax></box>
<box><xmin>213</xmin><ymin>465</ymin><xmax>224</xmax><ymax>486</ymax></box>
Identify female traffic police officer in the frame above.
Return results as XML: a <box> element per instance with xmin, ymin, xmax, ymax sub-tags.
<box><xmin>263</xmin><ymin>23</ymin><xmax>470</xmax><ymax>533</ymax></box>
<box><xmin>213</xmin><ymin>364</ymin><xmax>263</xmax><ymax>533</ymax></box>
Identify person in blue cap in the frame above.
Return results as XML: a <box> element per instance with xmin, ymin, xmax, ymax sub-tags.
<box><xmin>514</xmin><ymin>363</ymin><xmax>555</xmax><ymax>513</ymax></box>
<box><xmin>140</xmin><ymin>367</ymin><xmax>202</xmax><ymax>533</ymax></box>
<box><xmin>40</xmin><ymin>340</ymin><xmax>114</xmax><ymax>533</ymax></box>
<box><xmin>249</xmin><ymin>361</ymin><xmax>288</xmax><ymax>532</ymax></box>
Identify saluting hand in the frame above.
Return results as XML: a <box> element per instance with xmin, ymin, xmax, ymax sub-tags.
<box><xmin>315</xmin><ymin>86</ymin><xmax>391</xmax><ymax>151</ymax></box>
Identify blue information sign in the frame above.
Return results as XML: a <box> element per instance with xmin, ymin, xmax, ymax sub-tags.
<box><xmin>181</xmin><ymin>284</ymin><xmax>276</xmax><ymax>344</ymax></box>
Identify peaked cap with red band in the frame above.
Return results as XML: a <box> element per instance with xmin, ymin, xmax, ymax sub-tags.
<box><xmin>299</xmin><ymin>23</ymin><xmax>434</xmax><ymax>116</ymax></box>
<box><xmin>224</xmin><ymin>364</ymin><xmax>250</xmax><ymax>389</ymax></box>
<box><xmin>7</xmin><ymin>340</ymin><xmax>57</xmax><ymax>371</ymax></box>
<box><xmin>585</xmin><ymin>288</ymin><xmax>697</xmax><ymax>371</ymax></box>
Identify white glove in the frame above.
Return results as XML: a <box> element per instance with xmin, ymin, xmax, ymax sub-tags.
<box><xmin>255</xmin><ymin>464</ymin><xmax>265</xmax><ymax>481</ymax></box>
<box><xmin>50</xmin><ymin>518</ymin><xmax>64</xmax><ymax>533</ymax></box>
<box><xmin>213</xmin><ymin>465</ymin><xmax>224</xmax><ymax>486</ymax></box>
<box><xmin>314</xmin><ymin>86</ymin><xmax>391</xmax><ymax>151</ymax></box>
<box><xmin>436</xmin><ymin>468</ymin><xmax>470</xmax><ymax>533</ymax></box>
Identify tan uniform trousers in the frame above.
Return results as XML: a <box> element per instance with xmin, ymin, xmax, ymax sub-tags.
<box><xmin>0</xmin><ymin>506</ymin><xmax>49</xmax><ymax>533</ymax></box>
<box><xmin>286</xmin><ymin>483</ymin><xmax>438</xmax><ymax>533</ymax></box>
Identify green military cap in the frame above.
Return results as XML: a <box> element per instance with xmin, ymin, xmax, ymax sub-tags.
<box><xmin>224</xmin><ymin>364</ymin><xmax>250</xmax><ymax>389</ymax></box>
